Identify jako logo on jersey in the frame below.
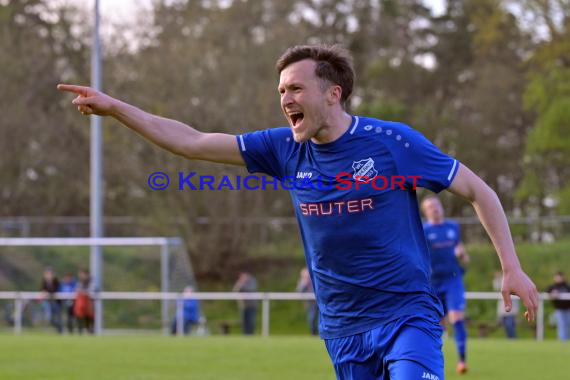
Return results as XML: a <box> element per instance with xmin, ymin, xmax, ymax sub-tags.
<box><xmin>352</xmin><ymin>157</ymin><xmax>378</xmax><ymax>179</ymax></box>
<box><xmin>296</xmin><ymin>171</ymin><xmax>313</xmax><ymax>179</ymax></box>
<box><xmin>421</xmin><ymin>372</ymin><xmax>439</xmax><ymax>380</ymax></box>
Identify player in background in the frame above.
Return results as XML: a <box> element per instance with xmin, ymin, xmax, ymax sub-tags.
<box><xmin>422</xmin><ymin>195</ymin><xmax>470</xmax><ymax>375</ymax></box>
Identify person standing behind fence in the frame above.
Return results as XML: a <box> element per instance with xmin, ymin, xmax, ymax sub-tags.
<box><xmin>40</xmin><ymin>267</ymin><xmax>63</xmax><ymax>334</ymax></box>
<box><xmin>547</xmin><ymin>271</ymin><xmax>570</xmax><ymax>341</ymax></box>
<box><xmin>296</xmin><ymin>267</ymin><xmax>318</xmax><ymax>335</ymax></box>
<box><xmin>74</xmin><ymin>269</ymin><xmax>94</xmax><ymax>334</ymax></box>
<box><xmin>60</xmin><ymin>272</ymin><xmax>77</xmax><ymax>334</ymax></box>
<box><xmin>494</xmin><ymin>271</ymin><xmax>518</xmax><ymax>339</ymax></box>
<box><xmin>233</xmin><ymin>272</ymin><xmax>258</xmax><ymax>335</ymax></box>
<box><xmin>171</xmin><ymin>286</ymin><xmax>201</xmax><ymax>335</ymax></box>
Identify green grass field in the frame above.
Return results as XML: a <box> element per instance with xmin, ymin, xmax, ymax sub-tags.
<box><xmin>0</xmin><ymin>336</ymin><xmax>568</xmax><ymax>379</ymax></box>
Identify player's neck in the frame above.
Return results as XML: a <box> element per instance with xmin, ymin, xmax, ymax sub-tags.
<box><xmin>311</xmin><ymin>110</ymin><xmax>352</xmax><ymax>145</ymax></box>
<box><xmin>429</xmin><ymin>217</ymin><xmax>445</xmax><ymax>225</ymax></box>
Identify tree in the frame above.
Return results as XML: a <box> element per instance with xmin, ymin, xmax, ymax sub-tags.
<box><xmin>0</xmin><ymin>0</ymin><xmax>91</xmax><ymax>218</ymax></box>
<box><xmin>356</xmin><ymin>0</ymin><xmax>532</xmax><ymax>215</ymax></box>
<box><xmin>517</xmin><ymin>45</ymin><xmax>570</xmax><ymax>214</ymax></box>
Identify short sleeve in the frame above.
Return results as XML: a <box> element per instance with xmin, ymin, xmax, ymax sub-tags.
<box><xmin>384</xmin><ymin>123</ymin><xmax>459</xmax><ymax>193</ymax></box>
<box><xmin>236</xmin><ymin>128</ymin><xmax>293</xmax><ymax>180</ymax></box>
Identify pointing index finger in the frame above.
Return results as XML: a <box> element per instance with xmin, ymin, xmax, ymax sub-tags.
<box><xmin>57</xmin><ymin>84</ymin><xmax>92</xmax><ymax>96</ymax></box>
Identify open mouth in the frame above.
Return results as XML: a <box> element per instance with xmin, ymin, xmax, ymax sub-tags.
<box><xmin>290</xmin><ymin>112</ymin><xmax>304</xmax><ymax>127</ymax></box>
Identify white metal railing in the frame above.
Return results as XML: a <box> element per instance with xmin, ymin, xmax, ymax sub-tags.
<box><xmin>1</xmin><ymin>291</ymin><xmax>567</xmax><ymax>339</ymax></box>
<box><xmin>0</xmin><ymin>237</ymin><xmax>186</xmax><ymax>336</ymax></box>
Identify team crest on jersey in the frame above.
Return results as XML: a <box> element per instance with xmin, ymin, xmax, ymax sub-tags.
<box><xmin>447</xmin><ymin>229</ymin><xmax>456</xmax><ymax>239</ymax></box>
<box><xmin>352</xmin><ymin>157</ymin><xmax>378</xmax><ymax>179</ymax></box>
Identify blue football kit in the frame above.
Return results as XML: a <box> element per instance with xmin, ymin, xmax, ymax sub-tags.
<box><xmin>237</xmin><ymin>115</ymin><xmax>460</xmax><ymax>379</ymax></box>
<box><xmin>423</xmin><ymin>220</ymin><xmax>468</xmax><ymax>366</ymax></box>
<box><xmin>423</xmin><ymin>221</ymin><xmax>466</xmax><ymax>313</ymax></box>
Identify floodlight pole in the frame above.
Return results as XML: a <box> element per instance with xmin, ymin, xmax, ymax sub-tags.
<box><xmin>90</xmin><ymin>0</ymin><xmax>104</xmax><ymax>336</ymax></box>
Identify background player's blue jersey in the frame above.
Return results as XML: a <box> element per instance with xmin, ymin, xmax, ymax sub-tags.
<box><xmin>423</xmin><ymin>221</ymin><xmax>463</xmax><ymax>283</ymax></box>
<box><xmin>237</xmin><ymin>115</ymin><xmax>460</xmax><ymax>339</ymax></box>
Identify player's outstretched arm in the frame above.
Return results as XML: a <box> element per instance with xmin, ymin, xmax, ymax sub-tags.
<box><xmin>57</xmin><ymin>84</ymin><xmax>245</xmax><ymax>166</ymax></box>
<box><xmin>447</xmin><ymin>164</ymin><xmax>539</xmax><ymax>322</ymax></box>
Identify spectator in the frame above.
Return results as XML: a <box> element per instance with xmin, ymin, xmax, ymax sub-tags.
<box><xmin>493</xmin><ymin>271</ymin><xmax>518</xmax><ymax>339</ymax></box>
<box><xmin>60</xmin><ymin>272</ymin><xmax>77</xmax><ymax>334</ymax></box>
<box><xmin>171</xmin><ymin>286</ymin><xmax>201</xmax><ymax>335</ymax></box>
<box><xmin>232</xmin><ymin>272</ymin><xmax>258</xmax><ymax>335</ymax></box>
<box><xmin>546</xmin><ymin>271</ymin><xmax>570</xmax><ymax>341</ymax></box>
<box><xmin>74</xmin><ymin>269</ymin><xmax>94</xmax><ymax>334</ymax></box>
<box><xmin>296</xmin><ymin>268</ymin><xmax>318</xmax><ymax>335</ymax></box>
<box><xmin>40</xmin><ymin>267</ymin><xmax>63</xmax><ymax>334</ymax></box>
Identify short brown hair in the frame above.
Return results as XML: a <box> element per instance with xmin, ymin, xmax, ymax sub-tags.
<box><xmin>276</xmin><ymin>44</ymin><xmax>355</xmax><ymax>109</ymax></box>
<box><xmin>421</xmin><ymin>195</ymin><xmax>440</xmax><ymax>211</ymax></box>
<box><xmin>422</xmin><ymin>195</ymin><xmax>440</xmax><ymax>204</ymax></box>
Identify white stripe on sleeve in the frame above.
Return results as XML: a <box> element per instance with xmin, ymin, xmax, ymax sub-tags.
<box><xmin>447</xmin><ymin>159</ymin><xmax>458</xmax><ymax>181</ymax></box>
<box><xmin>238</xmin><ymin>135</ymin><xmax>246</xmax><ymax>151</ymax></box>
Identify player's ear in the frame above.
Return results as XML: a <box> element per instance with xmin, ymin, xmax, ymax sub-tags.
<box><xmin>327</xmin><ymin>84</ymin><xmax>342</xmax><ymax>106</ymax></box>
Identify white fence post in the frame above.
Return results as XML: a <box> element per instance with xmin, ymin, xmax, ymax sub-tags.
<box><xmin>14</xmin><ymin>294</ymin><xmax>23</xmax><ymax>335</ymax></box>
<box><xmin>262</xmin><ymin>293</ymin><xmax>270</xmax><ymax>337</ymax></box>
<box><xmin>176</xmin><ymin>296</ymin><xmax>184</xmax><ymax>337</ymax></box>
<box><xmin>94</xmin><ymin>293</ymin><xmax>103</xmax><ymax>336</ymax></box>
<box><xmin>537</xmin><ymin>295</ymin><xmax>545</xmax><ymax>341</ymax></box>
<box><xmin>161</xmin><ymin>244</ymin><xmax>170</xmax><ymax>335</ymax></box>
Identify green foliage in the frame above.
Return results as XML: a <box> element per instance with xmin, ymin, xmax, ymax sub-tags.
<box><xmin>356</xmin><ymin>97</ymin><xmax>408</xmax><ymax>122</ymax></box>
<box><xmin>517</xmin><ymin>15</ymin><xmax>570</xmax><ymax>212</ymax></box>
<box><xmin>527</xmin><ymin>98</ymin><xmax>570</xmax><ymax>156</ymax></box>
<box><xmin>466</xmin><ymin>239</ymin><xmax>570</xmax><ymax>291</ymax></box>
<box><xmin>556</xmin><ymin>186</ymin><xmax>570</xmax><ymax>214</ymax></box>
<box><xmin>514</xmin><ymin>170</ymin><xmax>542</xmax><ymax>202</ymax></box>
<box><xmin>525</xmin><ymin>69</ymin><xmax>570</xmax><ymax>114</ymax></box>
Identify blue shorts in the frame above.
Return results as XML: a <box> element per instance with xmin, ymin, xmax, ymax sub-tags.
<box><xmin>433</xmin><ymin>276</ymin><xmax>466</xmax><ymax>313</ymax></box>
<box><xmin>324</xmin><ymin>317</ymin><xmax>444</xmax><ymax>380</ymax></box>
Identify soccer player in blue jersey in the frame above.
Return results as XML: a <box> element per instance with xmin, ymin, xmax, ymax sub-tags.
<box><xmin>58</xmin><ymin>44</ymin><xmax>539</xmax><ymax>380</ymax></box>
<box><xmin>422</xmin><ymin>195</ymin><xmax>470</xmax><ymax>375</ymax></box>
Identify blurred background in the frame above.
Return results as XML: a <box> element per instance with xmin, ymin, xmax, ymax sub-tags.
<box><xmin>1</xmin><ymin>0</ymin><xmax>569</xmax><ymax>338</ymax></box>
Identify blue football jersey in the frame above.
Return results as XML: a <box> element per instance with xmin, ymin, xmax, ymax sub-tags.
<box><xmin>423</xmin><ymin>221</ymin><xmax>463</xmax><ymax>283</ymax></box>
<box><xmin>237</xmin><ymin>115</ymin><xmax>460</xmax><ymax>338</ymax></box>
